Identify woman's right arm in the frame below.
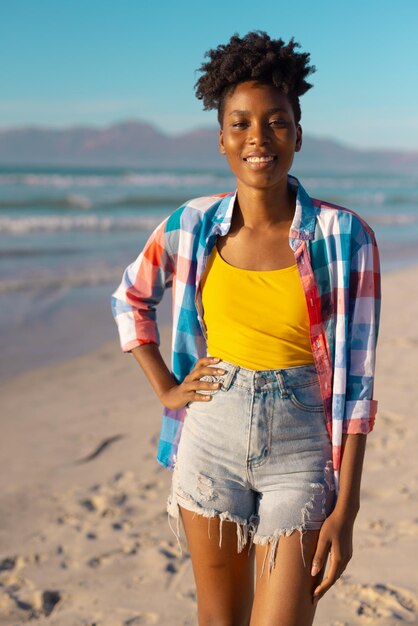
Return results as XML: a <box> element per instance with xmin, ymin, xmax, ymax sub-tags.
<box><xmin>112</xmin><ymin>216</ymin><xmax>225</xmax><ymax>409</ymax></box>
<box><xmin>111</xmin><ymin>216</ymin><xmax>174</xmax><ymax>352</ymax></box>
<box><xmin>132</xmin><ymin>344</ymin><xmax>225</xmax><ymax>410</ymax></box>
<box><xmin>131</xmin><ymin>343</ymin><xmax>178</xmax><ymax>401</ymax></box>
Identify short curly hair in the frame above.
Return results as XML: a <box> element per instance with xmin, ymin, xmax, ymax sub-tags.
<box><xmin>194</xmin><ymin>31</ymin><xmax>316</xmax><ymax>126</ymax></box>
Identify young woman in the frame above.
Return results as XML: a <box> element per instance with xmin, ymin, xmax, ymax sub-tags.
<box><xmin>112</xmin><ymin>31</ymin><xmax>381</xmax><ymax>626</ymax></box>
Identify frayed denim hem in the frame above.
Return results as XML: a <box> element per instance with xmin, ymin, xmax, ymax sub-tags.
<box><xmin>166</xmin><ymin>454</ymin><xmax>259</xmax><ymax>558</ymax></box>
<box><xmin>166</xmin><ymin>455</ymin><xmax>335</xmax><ymax>579</ymax></box>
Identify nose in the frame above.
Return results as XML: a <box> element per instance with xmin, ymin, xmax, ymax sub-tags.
<box><xmin>248</xmin><ymin>122</ymin><xmax>271</xmax><ymax>146</ymax></box>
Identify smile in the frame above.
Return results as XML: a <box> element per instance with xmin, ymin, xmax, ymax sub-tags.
<box><xmin>245</xmin><ymin>155</ymin><xmax>275</xmax><ymax>162</ymax></box>
<box><xmin>243</xmin><ymin>155</ymin><xmax>277</xmax><ymax>169</ymax></box>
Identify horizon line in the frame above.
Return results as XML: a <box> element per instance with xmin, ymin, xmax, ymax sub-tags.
<box><xmin>0</xmin><ymin>118</ymin><xmax>416</xmax><ymax>155</ymax></box>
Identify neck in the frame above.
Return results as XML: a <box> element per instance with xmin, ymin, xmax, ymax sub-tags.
<box><xmin>234</xmin><ymin>177</ymin><xmax>296</xmax><ymax>231</ymax></box>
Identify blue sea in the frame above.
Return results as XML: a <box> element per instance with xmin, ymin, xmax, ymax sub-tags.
<box><xmin>1</xmin><ymin>165</ymin><xmax>417</xmax><ymax>383</ymax></box>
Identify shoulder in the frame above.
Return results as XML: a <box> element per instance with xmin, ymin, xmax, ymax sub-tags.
<box><xmin>311</xmin><ymin>196</ymin><xmax>377</xmax><ymax>248</ymax></box>
<box><xmin>147</xmin><ymin>191</ymin><xmax>233</xmax><ymax>258</ymax></box>
<box><xmin>166</xmin><ymin>192</ymin><xmax>233</xmax><ymax>227</ymax></box>
<box><xmin>163</xmin><ymin>191</ymin><xmax>234</xmax><ymax>247</ymax></box>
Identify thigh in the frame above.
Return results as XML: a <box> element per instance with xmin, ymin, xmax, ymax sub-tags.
<box><xmin>250</xmin><ymin>529</ymin><xmax>328</xmax><ymax>626</ymax></box>
<box><xmin>180</xmin><ymin>505</ymin><xmax>255</xmax><ymax>625</ymax></box>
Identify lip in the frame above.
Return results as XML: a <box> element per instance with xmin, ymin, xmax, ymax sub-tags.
<box><xmin>242</xmin><ymin>153</ymin><xmax>277</xmax><ymax>170</ymax></box>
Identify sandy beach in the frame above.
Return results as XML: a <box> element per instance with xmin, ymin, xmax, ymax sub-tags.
<box><xmin>1</xmin><ymin>264</ymin><xmax>417</xmax><ymax>626</ymax></box>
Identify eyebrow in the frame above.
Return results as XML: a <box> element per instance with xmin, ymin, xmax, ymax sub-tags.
<box><xmin>228</xmin><ymin>107</ymin><xmax>289</xmax><ymax>116</ymax></box>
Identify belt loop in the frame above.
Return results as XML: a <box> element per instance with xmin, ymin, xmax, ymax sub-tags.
<box><xmin>219</xmin><ymin>363</ymin><xmax>238</xmax><ymax>391</ymax></box>
<box><xmin>274</xmin><ymin>370</ymin><xmax>289</xmax><ymax>398</ymax></box>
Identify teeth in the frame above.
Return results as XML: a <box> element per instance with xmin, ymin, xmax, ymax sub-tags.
<box><xmin>246</xmin><ymin>156</ymin><xmax>275</xmax><ymax>163</ymax></box>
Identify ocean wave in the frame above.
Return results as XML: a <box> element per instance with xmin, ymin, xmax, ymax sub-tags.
<box><xmin>0</xmin><ymin>246</ymin><xmax>84</xmax><ymax>258</ymax></box>
<box><xmin>303</xmin><ymin>176</ymin><xmax>418</xmax><ymax>190</ymax></box>
<box><xmin>1</xmin><ymin>209</ymin><xmax>417</xmax><ymax>235</ymax></box>
<box><xmin>367</xmin><ymin>213</ymin><xmax>418</xmax><ymax>225</ymax></box>
<box><xmin>0</xmin><ymin>171</ymin><xmax>234</xmax><ymax>189</ymax></box>
<box><xmin>0</xmin><ymin>195</ymin><xmax>95</xmax><ymax>209</ymax></box>
<box><xmin>0</xmin><ymin>267</ymin><xmax>125</xmax><ymax>294</ymax></box>
<box><xmin>384</xmin><ymin>194</ymin><xmax>418</xmax><ymax>206</ymax></box>
<box><xmin>0</xmin><ymin>193</ymin><xmax>210</xmax><ymax>210</ymax></box>
<box><xmin>0</xmin><ymin>215</ymin><xmax>162</xmax><ymax>234</ymax></box>
<box><xmin>323</xmin><ymin>193</ymin><xmax>418</xmax><ymax>207</ymax></box>
<box><xmin>1</xmin><ymin>190</ymin><xmax>416</xmax><ymax>212</ymax></box>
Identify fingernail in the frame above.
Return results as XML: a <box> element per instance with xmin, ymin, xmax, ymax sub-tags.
<box><xmin>211</xmin><ymin>357</ymin><xmax>221</xmax><ymax>361</ymax></box>
<box><xmin>311</xmin><ymin>565</ymin><xmax>319</xmax><ymax>576</ymax></box>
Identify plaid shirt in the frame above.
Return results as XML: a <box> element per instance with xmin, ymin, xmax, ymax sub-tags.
<box><xmin>111</xmin><ymin>174</ymin><xmax>381</xmax><ymax>497</ymax></box>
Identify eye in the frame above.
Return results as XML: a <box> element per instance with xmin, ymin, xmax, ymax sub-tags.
<box><xmin>270</xmin><ymin>118</ymin><xmax>287</xmax><ymax>127</ymax></box>
<box><xmin>231</xmin><ymin>121</ymin><xmax>248</xmax><ymax>128</ymax></box>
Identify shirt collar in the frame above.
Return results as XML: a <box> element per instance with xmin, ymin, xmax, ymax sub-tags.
<box><xmin>213</xmin><ymin>174</ymin><xmax>317</xmax><ymax>241</ymax></box>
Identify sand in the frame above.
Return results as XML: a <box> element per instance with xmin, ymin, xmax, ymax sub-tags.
<box><xmin>1</xmin><ymin>264</ymin><xmax>417</xmax><ymax>625</ymax></box>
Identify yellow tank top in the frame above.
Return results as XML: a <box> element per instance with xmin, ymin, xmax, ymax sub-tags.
<box><xmin>201</xmin><ymin>243</ymin><xmax>314</xmax><ymax>370</ymax></box>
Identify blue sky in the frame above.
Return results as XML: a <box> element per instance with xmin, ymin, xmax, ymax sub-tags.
<box><xmin>1</xmin><ymin>0</ymin><xmax>417</xmax><ymax>150</ymax></box>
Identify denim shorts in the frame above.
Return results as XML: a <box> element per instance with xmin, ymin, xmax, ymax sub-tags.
<box><xmin>166</xmin><ymin>358</ymin><xmax>337</xmax><ymax>578</ymax></box>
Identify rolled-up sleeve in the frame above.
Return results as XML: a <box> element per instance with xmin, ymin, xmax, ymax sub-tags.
<box><xmin>344</xmin><ymin>225</ymin><xmax>381</xmax><ymax>434</ymax></box>
<box><xmin>111</xmin><ymin>216</ymin><xmax>174</xmax><ymax>352</ymax></box>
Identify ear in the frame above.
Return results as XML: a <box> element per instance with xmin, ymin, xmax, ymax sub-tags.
<box><xmin>219</xmin><ymin>127</ymin><xmax>226</xmax><ymax>155</ymax></box>
<box><xmin>295</xmin><ymin>124</ymin><xmax>303</xmax><ymax>152</ymax></box>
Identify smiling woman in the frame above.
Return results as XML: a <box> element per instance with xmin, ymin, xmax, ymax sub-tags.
<box><xmin>111</xmin><ymin>30</ymin><xmax>381</xmax><ymax>626</ymax></box>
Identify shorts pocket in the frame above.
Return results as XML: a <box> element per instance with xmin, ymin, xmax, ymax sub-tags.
<box><xmin>195</xmin><ymin>374</ymin><xmax>221</xmax><ymax>395</ymax></box>
<box><xmin>288</xmin><ymin>379</ymin><xmax>324</xmax><ymax>412</ymax></box>
<box><xmin>187</xmin><ymin>374</ymin><xmax>221</xmax><ymax>407</ymax></box>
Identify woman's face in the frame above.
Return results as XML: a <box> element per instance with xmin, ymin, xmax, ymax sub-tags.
<box><xmin>219</xmin><ymin>80</ymin><xmax>302</xmax><ymax>192</ymax></box>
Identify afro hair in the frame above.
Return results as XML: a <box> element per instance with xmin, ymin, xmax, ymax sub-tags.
<box><xmin>194</xmin><ymin>31</ymin><xmax>316</xmax><ymax>125</ymax></box>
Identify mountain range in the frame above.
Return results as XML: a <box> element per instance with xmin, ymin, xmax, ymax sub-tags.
<box><xmin>0</xmin><ymin>120</ymin><xmax>416</xmax><ymax>174</ymax></box>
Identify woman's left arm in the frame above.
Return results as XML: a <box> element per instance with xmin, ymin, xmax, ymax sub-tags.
<box><xmin>310</xmin><ymin>220</ymin><xmax>382</xmax><ymax>605</ymax></box>
<box><xmin>310</xmin><ymin>432</ymin><xmax>367</xmax><ymax>604</ymax></box>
